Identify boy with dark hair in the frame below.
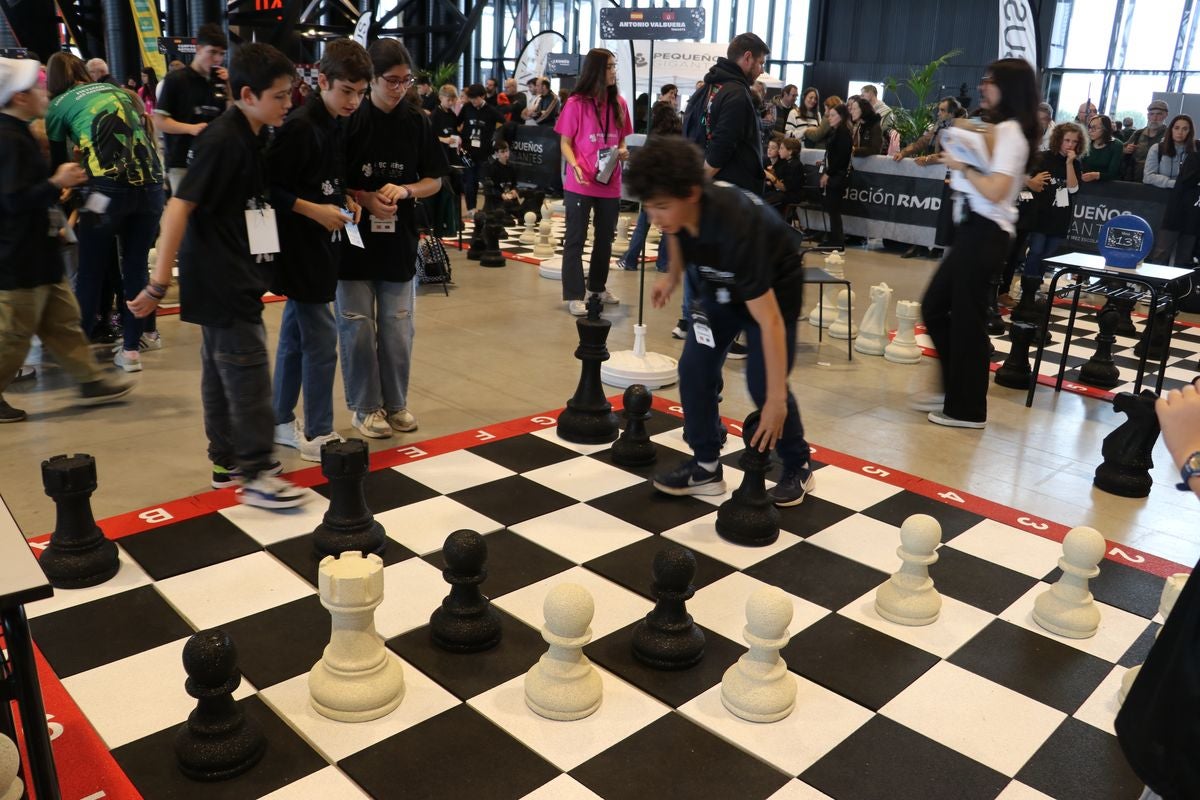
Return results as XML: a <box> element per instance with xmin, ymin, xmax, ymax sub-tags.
<box><xmin>415</xmin><ymin>74</ymin><xmax>436</xmax><ymax>113</ymax></box>
<box><xmin>482</xmin><ymin>140</ymin><xmax>544</xmax><ymax>223</ymax></box>
<box><xmin>155</xmin><ymin>22</ymin><xmax>229</xmax><ymax>193</ymax></box>
<box><xmin>267</xmin><ymin>38</ymin><xmax>371</xmax><ymax>462</ymax></box>
<box><xmin>628</xmin><ymin>134</ymin><xmax>814</xmax><ymax>506</ymax></box>
<box><xmin>0</xmin><ymin>57</ymin><xmax>135</xmax><ymax>422</ymax></box>
<box><xmin>129</xmin><ymin>43</ymin><xmax>310</xmax><ymax>509</ymax></box>
<box><xmin>458</xmin><ymin>83</ymin><xmax>502</xmax><ymax>212</ymax></box>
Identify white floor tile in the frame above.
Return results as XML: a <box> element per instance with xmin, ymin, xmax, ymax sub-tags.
<box><xmin>679</xmin><ymin>678</ymin><xmax>873</xmax><ymax>775</ymax></box>
<box><xmin>377</xmin><ymin>495</ymin><xmax>503</xmax><ymax>555</ymax></box>
<box><xmin>1071</xmin><ymin>664</ymin><xmax>1130</xmax><ymax>736</ymax></box>
<box><xmin>219</xmin><ymin>497</ymin><xmax>330</xmax><ymax>548</ymax></box>
<box><xmin>768</xmin><ymin>780</ymin><xmax>836</xmax><ymax>800</ymax></box>
<box><xmin>392</xmin><ymin>450</ymin><xmax>515</xmax><ymax>494</ymax></box>
<box><xmin>376</xmin><ymin>556</ymin><xmax>447</xmax><ymax>639</ymax></box>
<box><xmin>997</xmin><ymin>584</ymin><xmax>1154</xmax><ymax>663</ymax></box>
<box><xmin>838</xmin><ymin>587</ymin><xmax>995</xmax><ymax>659</ymax></box>
<box><xmin>994</xmin><ymin>782</ymin><xmax>1056</xmax><ymax>800</ymax></box>
<box><xmin>881</xmin><ymin>661</ymin><xmax>1066</xmax><ymax>776</ymax></box>
<box><xmin>154</xmin><ymin>552</ymin><xmax>314</xmax><ymax>631</ymax></box>
<box><xmin>61</xmin><ymin>637</ymin><xmax>255</xmax><ymax>749</ymax></box>
<box><xmin>522</xmin><ymin>457</ymin><xmax>644</xmax><ymax>501</ymax></box>
<box><xmin>468</xmin><ymin>667</ymin><xmax>670</xmax><ymax>771</ymax></box>
<box><xmin>807</xmin><ymin>466</ymin><xmax>902</xmax><ymax>511</ymax></box>
<box><xmin>258</xmin><ymin>662</ymin><xmax>458</xmax><ymax>762</ymax></box>
<box><xmin>804</xmin><ymin>513</ymin><xmax>907</xmax><ymax>574</ymax></box>
<box><xmin>651</xmin><ymin>426</ymin><xmax>744</xmax><ymax>458</ymax></box>
<box><xmin>26</xmin><ymin>545</ymin><xmax>152</xmax><ymax>618</ymax></box>
<box><xmin>661</xmin><ymin>511</ymin><xmax>803</xmax><ymax>570</ymax></box>
<box><xmin>509</xmin><ymin>503</ymin><xmax>651</xmax><ymax>564</ymax></box>
<box><xmin>531</xmin><ymin>427</ymin><xmax>617</xmax><ymax>456</ymax></box>
<box><xmin>519</xmin><ymin>774</ymin><xmax>604</xmax><ymax>800</ymax></box>
<box><xmin>689</xmin><ymin>571</ymin><xmax>829</xmax><ymax>645</ymax></box>
<box><xmin>946</xmin><ymin>519</ymin><xmax>1063</xmax><ymax>579</ymax></box>
<box><xmin>259</xmin><ymin>766</ymin><xmax>372</xmax><ymax>799</ymax></box>
<box><xmin>492</xmin><ymin>565</ymin><xmax>651</xmax><ymax>640</ymax></box>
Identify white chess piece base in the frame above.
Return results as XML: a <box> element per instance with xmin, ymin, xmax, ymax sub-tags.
<box><xmin>602</xmin><ymin>325</ymin><xmax>678</xmax><ymax>389</ymax></box>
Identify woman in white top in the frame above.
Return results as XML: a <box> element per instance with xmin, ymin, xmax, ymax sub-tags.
<box><xmin>915</xmin><ymin>59</ymin><xmax>1040</xmax><ymax>429</ymax></box>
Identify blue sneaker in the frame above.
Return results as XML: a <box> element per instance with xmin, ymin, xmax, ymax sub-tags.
<box><xmin>653</xmin><ymin>459</ymin><xmax>726</xmax><ymax>497</ymax></box>
<box><xmin>767</xmin><ymin>467</ymin><xmax>815</xmax><ymax>507</ymax></box>
<box><xmin>211</xmin><ymin>460</ymin><xmax>283</xmax><ymax>490</ymax></box>
<box><xmin>237</xmin><ymin>474</ymin><xmax>310</xmax><ymax>510</ymax></box>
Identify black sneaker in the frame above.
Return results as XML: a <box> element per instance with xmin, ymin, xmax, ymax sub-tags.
<box><xmin>0</xmin><ymin>397</ymin><xmax>27</xmax><ymax>423</ymax></box>
<box><xmin>78</xmin><ymin>376</ymin><xmax>135</xmax><ymax>406</ymax></box>
<box><xmin>653</xmin><ymin>459</ymin><xmax>726</xmax><ymax>496</ymax></box>
<box><xmin>768</xmin><ymin>467</ymin><xmax>815</xmax><ymax>507</ymax></box>
<box><xmin>211</xmin><ymin>460</ymin><xmax>284</xmax><ymax>490</ymax></box>
<box><xmin>727</xmin><ymin>339</ymin><xmax>748</xmax><ymax>360</ymax></box>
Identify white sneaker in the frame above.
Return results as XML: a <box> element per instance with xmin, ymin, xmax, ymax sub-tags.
<box><xmin>352</xmin><ymin>410</ymin><xmax>393</xmax><ymax>439</ymax></box>
<box><xmin>113</xmin><ymin>349</ymin><xmax>142</xmax><ymax>372</ymax></box>
<box><xmin>599</xmin><ymin>290</ymin><xmax>620</xmax><ymax>305</ymax></box>
<box><xmin>567</xmin><ymin>300</ymin><xmax>588</xmax><ymax>316</ymax></box>
<box><xmin>237</xmin><ymin>474</ymin><xmax>311</xmax><ymax>509</ymax></box>
<box><xmin>671</xmin><ymin>325</ymin><xmax>687</xmax><ymax>340</ymax></box>
<box><xmin>299</xmin><ymin>431</ymin><xmax>345</xmax><ymax>462</ymax></box>
<box><xmin>139</xmin><ymin>331</ymin><xmax>163</xmax><ymax>351</ymax></box>
<box><xmin>387</xmin><ymin>408</ymin><xmax>418</xmax><ymax>432</ymax></box>
<box><xmin>274</xmin><ymin>419</ymin><xmax>304</xmax><ymax>450</ymax></box>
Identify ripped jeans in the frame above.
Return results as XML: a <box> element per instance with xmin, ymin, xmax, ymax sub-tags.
<box><xmin>335</xmin><ymin>279</ymin><xmax>415</xmax><ymax>414</ymax></box>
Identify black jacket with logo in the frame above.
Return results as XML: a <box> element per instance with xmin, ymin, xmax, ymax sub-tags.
<box><xmin>684</xmin><ymin>58</ymin><xmax>763</xmax><ymax>195</ymax></box>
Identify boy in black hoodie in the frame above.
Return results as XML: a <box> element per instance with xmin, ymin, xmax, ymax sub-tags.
<box><xmin>482</xmin><ymin>141</ymin><xmax>544</xmax><ymax>224</ymax></box>
<box><xmin>683</xmin><ymin>32</ymin><xmax>769</xmax><ymax>196</ymax></box>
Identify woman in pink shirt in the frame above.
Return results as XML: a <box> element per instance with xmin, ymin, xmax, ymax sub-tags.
<box><xmin>555</xmin><ymin>48</ymin><xmax>633</xmax><ymax>315</ymax></box>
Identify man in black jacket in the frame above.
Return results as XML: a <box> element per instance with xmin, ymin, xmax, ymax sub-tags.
<box><xmin>684</xmin><ymin>32</ymin><xmax>769</xmax><ymax>196</ymax></box>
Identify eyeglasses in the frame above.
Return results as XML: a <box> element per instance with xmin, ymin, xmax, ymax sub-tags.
<box><xmin>979</xmin><ymin>76</ymin><xmax>995</xmax><ymax>85</ymax></box>
<box><xmin>381</xmin><ymin>75</ymin><xmax>415</xmax><ymax>89</ymax></box>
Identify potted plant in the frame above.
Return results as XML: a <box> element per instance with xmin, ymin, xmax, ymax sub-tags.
<box><xmin>884</xmin><ymin>50</ymin><xmax>961</xmax><ymax>147</ymax></box>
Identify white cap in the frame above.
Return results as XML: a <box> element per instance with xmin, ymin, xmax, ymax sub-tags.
<box><xmin>0</xmin><ymin>57</ymin><xmax>40</xmax><ymax>108</ymax></box>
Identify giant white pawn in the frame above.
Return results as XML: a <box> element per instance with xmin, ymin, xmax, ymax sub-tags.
<box><xmin>309</xmin><ymin>551</ymin><xmax>405</xmax><ymax>722</ymax></box>
<box><xmin>519</xmin><ymin>211</ymin><xmax>538</xmax><ymax>245</ymax></box>
<box><xmin>647</xmin><ymin>222</ymin><xmax>661</xmax><ymax>247</ymax></box>
<box><xmin>524</xmin><ymin>583</ymin><xmax>603</xmax><ymax>721</ymax></box>
<box><xmin>884</xmin><ymin>300</ymin><xmax>923</xmax><ymax>364</ymax></box>
<box><xmin>0</xmin><ymin>732</ymin><xmax>22</xmax><ymax>800</ymax></box>
<box><xmin>828</xmin><ymin>289</ymin><xmax>857</xmax><ymax>340</ymax></box>
<box><xmin>614</xmin><ymin>216</ymin><xmax>631</xmax><ymax>250</ymax></box>
<box><xmin>1033</xmin><ymin>526</ymin><xmax>1106</xmax><ymax>639</ymax></box>
<box><xmin>1119</xmin><ymin>572</ymin><xmax>1188</xmax><ymax>704</ymax></box>
<box><xmin>533</xmin><ymin>218</ymin><xmax>556</xmax><ymax>258</ymax></box>
<box><xmin>855</xmin><ymin>282</ymin><xmax>893</xmax><ymax>356</ymax></box>
<box><xmin>875</xmin><ymin>514</ymin><xmax>942</xmax><ymax>626</ymax></box>
<box><xmin>721</xmin><ymin>586</ymin><xmax>797</xmax><ymax>723</ymax></box>
<box><xmin>808</xmin><ymin>251</ymin><xmax>844</xmax><ymax>328</ymax></box>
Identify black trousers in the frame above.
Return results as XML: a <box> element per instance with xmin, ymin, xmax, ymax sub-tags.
<box><xmin>562</xmin><ymin>191</ymin><xmax>619</xmax><ymax>301</ymax></box>
<box><xmin>823</xmin><ymin>175</ymin><xmax>846</xmax><ymax>245</ymax></box>
<box><xmin>921</xmin><ymin>213</ymin><xmax>1009</xmax><ymax>423</ymax></box>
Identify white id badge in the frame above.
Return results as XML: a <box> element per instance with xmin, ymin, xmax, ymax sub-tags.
<box><xmin>344</xmin><ymin>220</ymin><xmax>365</xmax><ymax>248</ymax></box>
<box><xmin>594</xmin><ymin>147</ymin><xmax>617</xmax><ymax>185</ymax></box>
<box><xmin>693</xmin><ymin>322</ymin><xmax>716</xmax><ymax>348</ymax></box>
<box><xmin>1018</xmin><ymin>190</ymin><xmax>1033</xmax><ymax>202</ymax></box>
<box><xmin>245</xmin><ymin>208</ymin><xmax>280</xmax><ymax>255</ymax></box>
<box><xmin>470</xmin><ymin>137</ymin><xmax>481</xmax><ymax>149</ymax></box>
<box><xmin>1054</xmin><ymin>187</ymin><xmax>1069</xmax><ymax>208</ymax></box>
<box><xmin>84</xmin><ymin>192</ymin><xmax>111</xmax><ymax>214</ymax></box>
<box><xmin>369</xmin><ymin>215</ymin><xmax>396</xmax><ymax>234</ymax></box>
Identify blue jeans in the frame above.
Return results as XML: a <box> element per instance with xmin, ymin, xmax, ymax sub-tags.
<box><xmin>73</xmin><ymin>182</ymin><xmax>165</xmax><ymax>351</ymax></box>
<box><xmin>677</xmin><ymin>289</ymin><xmax>810</xmax><ymax>470</ymax></box>
<box><xmin>272</xmin><ymin>299</ymin><xmax>338</xmax><ymax>440</ymax></box>
<box><xmin>1024</xmin><ymin>232</ymin><xmax>1063</xmax><ymax>278</ymax></box>
<box><xmin>620</xmin><ymin>209</ymin><xmax>669</xmax><ymax>272</ymax></box>
<box><xmin>335</xmin><ymin>280</ymin><xmax>415</xmax><ymax>414</ymax></box>
<box><xmin>201</xmin><ymin>321</ymin><xmax>275</xmax><ymax>476</ymax></box>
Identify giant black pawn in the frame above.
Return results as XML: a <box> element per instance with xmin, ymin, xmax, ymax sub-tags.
<box><xmin>466</xmin><ymin>211</ymin><xmax>486</xmax><ymax>261</ymax></box>
<box><xmin>1094</xmin><ymin>390</ymin><xmax>1161</xmax><ymax>498</ymax></box>
<box><xmin>557</xmin><ymin>294</ymin><xmax>619</xmax><ymax>444</ymax></box>
<box><xmin>1134</xmin><ymin>307</ymin><xmax>1173</xmax><ymax>362</ymax></box>
<box><xmin>312</xmin><ymin>439</ymin><xmax>386</xmax><ymax>558</ymax></box>
<box><xmin>632</xmin><ymin>546</ymin><xmax>706</xmax><ymax>669</ymax></box>
<box><xmin>1078</xmin><ymin>307</ymin><xmax>1122</xmax><ymax>389</ymax></box>
<box><xmin>479</xmin><ymin>210</ymin><xmax>507</xmax><ymax>268</ymax></box>
<box><xmin>1100</xmin><ymin>296</ymin><xmax>1138</xmax><ymax>337</ymax></box>
<box><xmin>429</xmin><ymin>529</ymin><xmax>501</xmax><ymax>652</ymax></box>
<box><xmin>715</xmin><ymin>412</ymin><xmax>780</xmax><ymax>547</ymax></box>
<box><xmin>612</xmin><ymin>384</ymin><xmax>656</xmax><ymax>467</ymax></box>
<box><xmin>175</xmin><ymin>629</ymin><xmax>265</xmax><ymax>782</ymax></box>
<box><xmin>994</xmin><ymin>321</ymin><xmax>1036</xmax><ymax>390</ymax></box>
<box><xmin>39</xmin><ymin>454</ymin><xmax>119</xmax><ymax>589</ymax></box>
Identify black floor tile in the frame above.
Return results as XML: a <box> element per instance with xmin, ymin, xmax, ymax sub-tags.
<box><xmin>220</xmin><ymin>594</ymin><xmax>330</xmax><ymax>690</ymax></box>
<box><xmin>860</xmin><ymin>491</ymin><xmax>987</xmax><ymax>542</ymax></box>
<box><xmin>587</xmin><ymin>482</ymin><xmax>715</xmax><ymax>534</ymax></box>
<box><xmin>449</xmin><ymin>475</ymin><xmax>577</xmax><ymax>527</ymax></box>
<box><xmin>469</xmin><ymin>434</ymin><xmax>580</xmax><ymax>473</ymax></box>
<box><xmin>312</xmin><ymin>467</ymin><xmax>440</xmax><ymax>514</ymax></box>
<box><xmin>1016</xmin><ymin>717</ymin><xmax>1143</xmax><ymax>800</ymax></box>
<box><xmin>930</xmin><ymin>547</ymin><xmax>1039</xmax><ymax>615</ymax></box>
<box><xmin>266</xmin><ymin>533</ymin><xmax>415</xmax><ymax>588</ymax></box>
<box><xmin>583</xmin><ymin>536</ymin><xmax>736</xmax><ymax>599</ymax></box>
<box><xmin>423</xmin><ymin>528</ymin><xmax>575</xmax><ymax>599</ymax></box>
<box><xmin>747</xmin><ymin>542</ymin><xmax>888</xmax><ymax>611</ymax></box>
<box><xmin>119</xmin><ymin>515</ymin><xmax>262</xmax><ymax>580</ymax></box>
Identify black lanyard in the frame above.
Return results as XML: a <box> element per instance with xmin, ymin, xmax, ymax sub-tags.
<box><xmin>591</xmin><ymin>98</ymin><xmax>611</xmax><ymax>143</ymax></box>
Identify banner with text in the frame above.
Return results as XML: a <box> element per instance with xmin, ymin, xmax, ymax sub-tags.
<box><xmin>509</xmin><ymin>124</ymin><xmax>562</xmax><ymax>193</ymax></box>
<box><xmin>129</xmin><ymin>0</ymin><xmax>166</xmax><ymax>77</ymax></box>
<box><xmin>599</xmin><ymin>7</ymin><xmax>706</xmax><ymax>40</ymax></box>
<box><xmin>999</xmin><ymin>0</ymin><xmax>1038</xmax><ymax>69</ymax></box>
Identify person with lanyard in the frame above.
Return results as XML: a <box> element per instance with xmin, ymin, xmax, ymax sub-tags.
<box><xmin>129</xmin><ymin>43</ymin><xmax>309</xmax><ymax>510</ymax></box>
<box><xmin>154</xmin><ymin>23</ymin><xmax>227</xmax><ymax>195</ymax></box>
<box><xmin>338</xmin><ymin>38</ymin><xmax>447</xmax><ymax>440</ymax></box>
<box><xmin>554</xmin><ymin>48</ymin><xmax>633</xmax><ymax>316</ymax></box>
<box><xmin>266</xmin><ymin>39</ymin><xmax>371</xmax><ymax>462</ymax></box>
<box><xmin>913</xmin><ymin>58</ymin><xmax>1040</xmax><ymax>429</ymax></box>
<box><xmin>456</xmin><ymin>83</ymin><xmax>501</xmax><ymax>213</ymax></box>
<box><xmin>627</xmin><ymin>134</ymin><xmax>814</xmax><ymax>506</ymax></box>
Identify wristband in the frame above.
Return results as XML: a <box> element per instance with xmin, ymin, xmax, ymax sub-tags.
<box><xmin>143</xmin><ymin>284</ymin><xmax>165</xmax><ymax>300</ymax></box>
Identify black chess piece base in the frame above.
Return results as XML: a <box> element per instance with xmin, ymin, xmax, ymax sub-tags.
<box><xmin>40</xmin><ymin>454</ymin><xmax>119</xmax><ymax>589</ymax></box>
<box><xmin>631</xmin><ymin>618</ymin><xmax>705</xmax><ymax>670</ymax></box>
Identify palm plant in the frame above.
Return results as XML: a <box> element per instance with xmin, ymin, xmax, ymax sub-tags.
<box><xmin>884</xmin><ymin>50</ymin><xmax>961</xmax><ymax>146</ymax></box>
<box><xmin>429</xmin><ymin>63</ymin><xmax>458</xmax><ymax>89</ymax></box>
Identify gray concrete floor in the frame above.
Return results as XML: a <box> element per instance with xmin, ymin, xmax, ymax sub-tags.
<box><xmin>4</xmin><ymin>232</ymin><xmax>1198</xmax><ymax>569</ymax></box>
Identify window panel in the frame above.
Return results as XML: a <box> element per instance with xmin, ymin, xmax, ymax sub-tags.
<box><xmin>1055</xmin><ymin>72</ymin><xmax>1105</xmax><ymax>122</ymax></box>
<box><xmin>787</xmin><ymin>0</ymin><xmax>810</xmax><ymax>62</ymax></box>
<box><xmin>1058</xmin><ymin>0</ymin><xmax>1118</xmax><ymax>69</ymax></box>
<box><xmin>1112</xmin><ymin>74</ymin><xmax>1170</xmax><ymax>128</ymax></box>
<box><xmin>578</xmin><ymin>0</ymin><xmax>593</xmax><ymax>52</ymax></box>
<box><xmin>1123</xmin><ymin>0</ymin><xmax>1184</xmax><ymax>70</ymax></box>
